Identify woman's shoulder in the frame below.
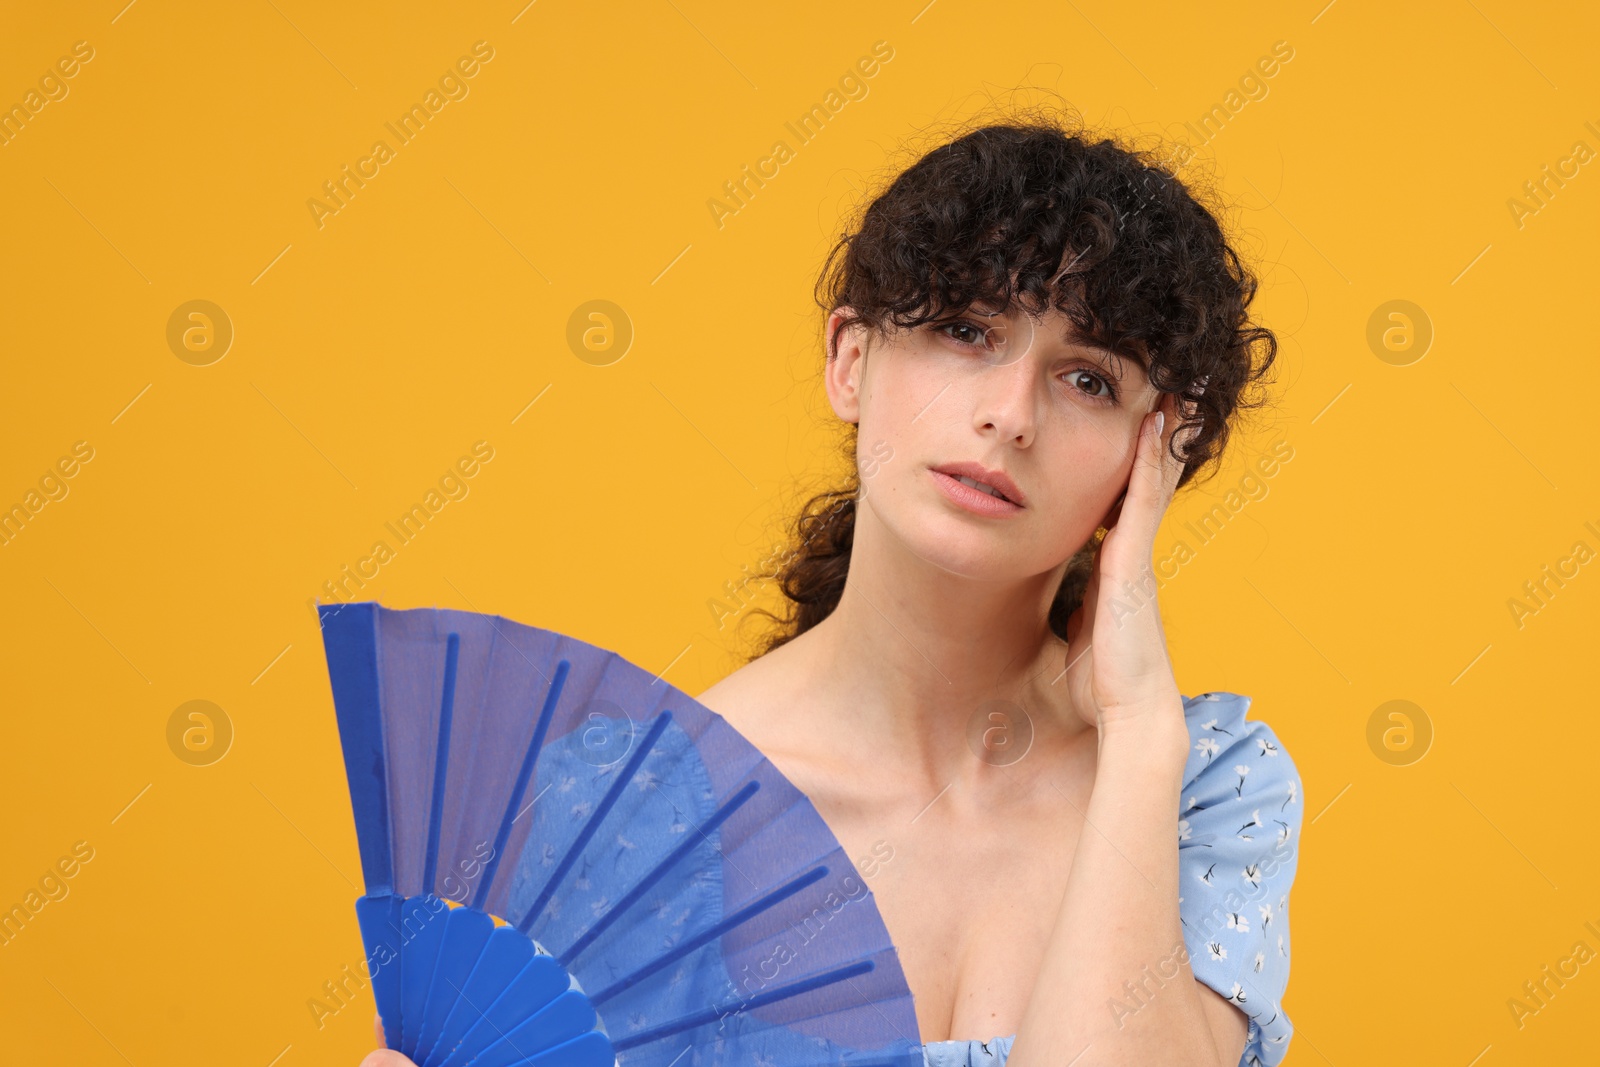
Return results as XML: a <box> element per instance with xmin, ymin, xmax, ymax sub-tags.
<box><xmin>694</xmin><ymin>635</ymin><xmax>826</xmax><ymax>778</ymax></box>
<box><xmin>694</xmin><ymin>643</ymin><xmax>794</xmax><ymax>734</ymax></box>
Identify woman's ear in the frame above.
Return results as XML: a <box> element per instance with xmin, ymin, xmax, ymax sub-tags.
<box><xmin>823</xmin><ymin>308</ymin><xmax>869</xmax><ymax>425</ymax></box>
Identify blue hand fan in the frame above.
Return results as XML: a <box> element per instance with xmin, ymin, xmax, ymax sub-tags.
<box><xmin>317</xmin><ymin>600</ymin><xmax>921</xmax><ymax>1067</ymax></box>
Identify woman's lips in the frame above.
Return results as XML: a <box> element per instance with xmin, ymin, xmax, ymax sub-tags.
<box><xmin>929</xmin><ymin>468</ymin><xmax>1025</xmax><ymax>517</ymax></box>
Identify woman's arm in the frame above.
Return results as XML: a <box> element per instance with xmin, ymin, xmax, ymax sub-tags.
<box><xmin>1008</xmin><ymin>397</ymin><xmax>1246</xmax><ymax>1067</ymax></box>
<box><xmin>1005</xmin><ymin>706</ymin><xmax>1246</xmax><ymax>1067</ymax></box>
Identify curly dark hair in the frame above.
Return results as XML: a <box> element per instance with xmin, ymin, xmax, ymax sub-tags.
<box><xmin>740</xmin><ymin>102</ymin><xmax>1278</xmax><ymax>660</ymax></box>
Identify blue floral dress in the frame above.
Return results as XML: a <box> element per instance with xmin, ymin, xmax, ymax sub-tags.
<box><xmin>921</xmin><ymin>691</ymin><xmax>1302</xmax><ymax>1067</ymax></box>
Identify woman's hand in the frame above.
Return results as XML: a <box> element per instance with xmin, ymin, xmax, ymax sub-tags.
<box><xmin>1062</xmin><ymin>388</ymin><xmax>1199</xmax><ymax>736</ymax></box>
<box><xmin>359</xmin><ymin>1053</ymin><xmax>415</xmax><ymax>1067</ymax></box>
<box><xmin>359</xmin><ymin>1014</ymin><xmax>416</xmax><ymax>1067</ymax></box>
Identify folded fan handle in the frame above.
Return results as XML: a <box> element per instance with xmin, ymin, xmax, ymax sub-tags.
<box><xmin>355</xmin><ymin>893</ymin><xmax>405</xmax><ymax>1050</ymax></box>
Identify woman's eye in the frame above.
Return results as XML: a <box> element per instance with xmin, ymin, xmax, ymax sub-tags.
<box><xmin>1065</xmin><ymin>369</ymin><xmax>1118</xmax><ymax>402</ymax></box>
<box><xmin>937</xmin><ymin>320</ymin><xmax>1120</xmax><ymax>403</ymax></box>
<box><xmin>940</xmin><ymin>320</ymin><xmax>990</xmax><ymax>348</ymax></box>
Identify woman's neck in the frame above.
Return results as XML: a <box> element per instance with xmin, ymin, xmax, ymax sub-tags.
<box><xmin>782</xmin><ymin>506</ymin><xmax>1095</xmax><ymax>792</ymax></box>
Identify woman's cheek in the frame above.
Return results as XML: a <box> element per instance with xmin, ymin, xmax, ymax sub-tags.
<box><xmin>1047</xmin><ymin>467</ymin><xmax>1121</xmax><ymax>544</ymax></box>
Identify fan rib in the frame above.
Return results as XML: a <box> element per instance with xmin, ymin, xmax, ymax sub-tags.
<box><xmin>516</xmin><ymin>710</ymin><xmax>674</xmax><ymax>934</ymax></box>
<box><xmin>421</xmin><ymin>631</ymin><xmax>461</xmax><ymax>892</ymax></box>
<box><xmin>320</xmin><ymin>603</ymin><xmax>395</xmax><ymax>893</ymax></box>
<box><xmin>608</xmin><ymin>958</ymin><xmax>876</xmax><ymax>1051</ymax></box>
<box><xmin>556</xmin><ymin>779</ymin><xmax>762</xmax><ymax>968</ymax></box>
<box><xmin>474</xmin><ymin>658</ymin><xmax>571</xmax><ymax>910</ymax></box>
<box><xmin>589</xmin><ymin>864</ymin><xmax>830</xmax><ymax>1006</ymax></box>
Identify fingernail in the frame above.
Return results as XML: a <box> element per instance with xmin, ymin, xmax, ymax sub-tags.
<box><xmin>1153</xmin><ymin>411</ymin><xmax>1164</xmax><ymax>438</ymax></box>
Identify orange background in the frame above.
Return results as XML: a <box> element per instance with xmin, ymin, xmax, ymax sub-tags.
<box><xmin>1</xmin><ymin>2</ymin><xmax>1597</xmax><ymax>1064</ymax></box>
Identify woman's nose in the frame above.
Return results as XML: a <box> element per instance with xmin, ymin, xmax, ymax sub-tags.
<box><xmin>974</xmin><ymin>357</ymin><xmax>1039</xmax><ymax>445</ymax></box>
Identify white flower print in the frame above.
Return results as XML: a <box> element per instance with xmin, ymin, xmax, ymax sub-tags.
<box><xmin>1166</xmin><ymin>698</ymin><xmax>1298</xmax><ymax>1061</ymax></box>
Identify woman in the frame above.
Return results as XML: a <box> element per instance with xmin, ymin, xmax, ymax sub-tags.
<box><xmin>363</xmin><ymin>113</ymin><xmax>1301</xmax><ymax>1067</ymax></box>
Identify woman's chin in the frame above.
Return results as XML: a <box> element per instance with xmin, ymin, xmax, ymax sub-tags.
<box><xmin>911</xmin><ymin>522</ymin><xmax>1092</xmax><ymax>586</ymax></box>
<box><xmin>902</xmin><ymin>527</ymin><xmax>1039</xmax><ymax>579</ymax></box>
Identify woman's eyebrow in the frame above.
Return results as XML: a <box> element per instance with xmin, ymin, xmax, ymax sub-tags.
<box><xmin>1057</xmin><ymin>327</ymin><xmax>1150</xmax><ymax>374</ymax></box>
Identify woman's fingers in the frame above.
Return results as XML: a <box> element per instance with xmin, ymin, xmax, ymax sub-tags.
<box><xmin>361</xmin><ymin>1014</ymin><xmax>417</xmax><ymax>1067</ymax></box>
<box><xmin>1101</xmin><ymin>400</ymin><xmax>1170</xmax><ymax>571</ymax></box>
<box><xmin>1141</xmin><ymin>393</ymin><xmax>1191</xmax><ymax>520</ymax></box>
<box><xmin>359</xmin><ymin>1052</ymin><xmax>417</xmax><ymax>1067</ymax></box>
<box><xmin>1158</xmin><ymin>390</ymin><xmax>1191</xmax><ymax>488</ymax></box>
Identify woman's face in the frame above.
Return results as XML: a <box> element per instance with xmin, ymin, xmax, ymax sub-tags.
<box><xmin>825</xmin><ymin>303</ymin><xmax>1162</xmax><ymax>580</ymax></box>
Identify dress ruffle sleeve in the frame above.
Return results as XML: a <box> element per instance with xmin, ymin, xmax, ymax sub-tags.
<box><xmin>1177</xmin><ymin>691</ymin><xmax>1303</xmax><ymax>1067</ymax></box>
